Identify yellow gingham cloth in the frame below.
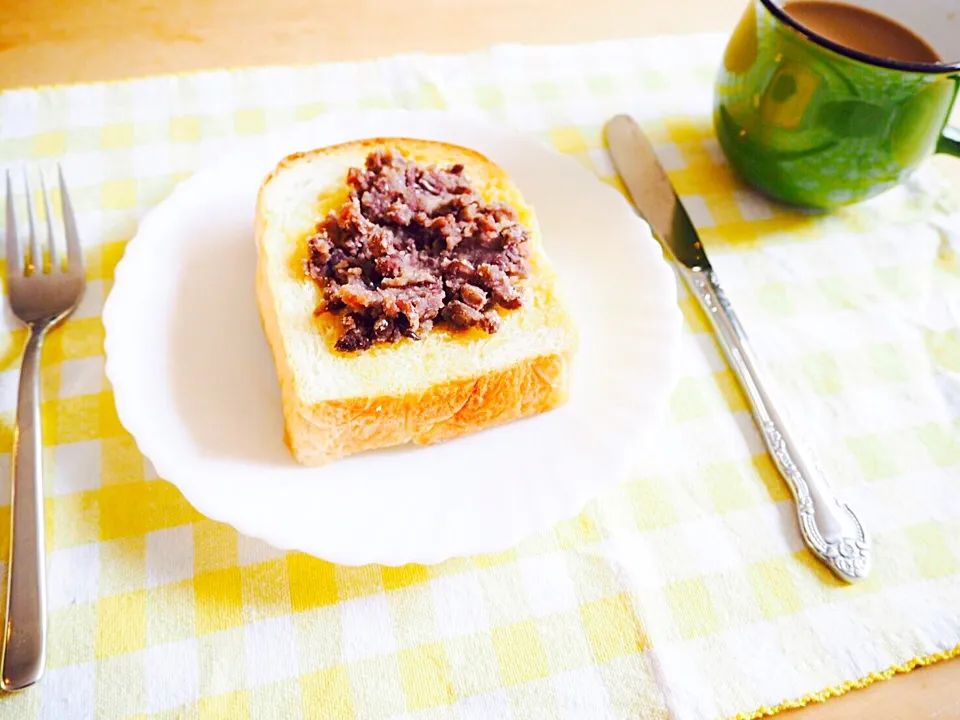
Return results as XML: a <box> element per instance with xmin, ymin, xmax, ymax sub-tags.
<box><xmin>2</xmin><ymin>33</ymin><xmax>960</xmax><ymax>720</ymax></box>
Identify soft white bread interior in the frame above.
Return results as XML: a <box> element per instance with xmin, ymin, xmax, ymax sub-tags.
<box><xmin>255</xmin><ymin>137</ymin><xmax>579</xmax><ymax>466</ymax></box>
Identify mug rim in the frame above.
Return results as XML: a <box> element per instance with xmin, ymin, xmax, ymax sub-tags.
<box><xmin>759</xmin><ymin>0</ymin><xmax>960</xmax><ymax>74</ymax></box>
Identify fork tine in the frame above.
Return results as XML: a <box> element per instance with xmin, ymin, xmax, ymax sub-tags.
<box><xmin>23</xmin><ymin>168</ymin><xmax>41</xmax><ymax>274</ymax></box>
<box><xmin>5</xmin><ymin>168</ymin><xmax>22</xmax><ymax>276</ymax></box>
<box><xmin>39</xmin><ymin>170</ymin><xmax>59</xmax><ymax>272</ymax></box>
<box><xmin>59</xmin><ymin>164</ymin><xmax>82</xmax><ymax>272</ymax></box>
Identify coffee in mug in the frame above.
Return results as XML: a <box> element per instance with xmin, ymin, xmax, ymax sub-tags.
<box><xmin>782</xmin><ymin>2</ymin><xmax>940</xmax><ymax>64</ymax></box>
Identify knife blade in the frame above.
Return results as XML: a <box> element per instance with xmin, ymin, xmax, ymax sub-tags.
<box><xmin>604</xmin><ymin>113</ymin><xmax>871</xmax><ymax>583</ymax></box>
<box><xmin>604</xmin><ymin>115</ymin><xmax>708</xmax><ymax>271</ymax></box>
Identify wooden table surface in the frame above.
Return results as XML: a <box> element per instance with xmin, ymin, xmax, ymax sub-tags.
<box><xmin>1</xmin><ymin>1</ymin><xmax>958</xmax><ymax>718</ymax></box>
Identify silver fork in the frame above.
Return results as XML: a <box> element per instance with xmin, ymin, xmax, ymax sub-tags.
<box><xmin>2</xmin><ymin>166</ymin><xmax>85</xmax><ymax>692</ymax></box>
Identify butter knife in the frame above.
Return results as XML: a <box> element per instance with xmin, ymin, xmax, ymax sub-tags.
<box><xmin>604</xmin><ymin>114</ymin><xmax>870</xmax><ymax>583</ymax></box>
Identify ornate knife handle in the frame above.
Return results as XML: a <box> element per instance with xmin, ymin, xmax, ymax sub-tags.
<box><xmin>680</xmin><ymin>265</ymin><xmax>870</xmax><ymax>583</ymax></box>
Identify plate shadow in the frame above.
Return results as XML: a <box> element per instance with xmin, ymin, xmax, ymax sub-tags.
<box><xmin>169</xmin><ymin>225</ymin><xmax>298</xmax><ymax>468</ymax></box>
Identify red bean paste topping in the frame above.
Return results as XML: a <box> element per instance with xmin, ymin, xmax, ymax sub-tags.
<box><xmin>305</xmin><ymin>148</ymin><xmax>531</xmax><ymax>352</ymax></box>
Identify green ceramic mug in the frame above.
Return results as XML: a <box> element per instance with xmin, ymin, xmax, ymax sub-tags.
<box><xmin>714</xmin><ymin>0</ymin><xmax>960</xmax><ymax>209</ymax></box>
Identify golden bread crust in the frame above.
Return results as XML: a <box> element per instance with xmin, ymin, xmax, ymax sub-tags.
<box><xmin>285</xmin><ymin>350</ymin><xmax>572</xmax><ymax>466</ymax></box>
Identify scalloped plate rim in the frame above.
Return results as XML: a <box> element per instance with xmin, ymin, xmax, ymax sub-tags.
<box><xmin>102</xmin><ymin>109</ymin><xmax>683</xmax><ymax>566</ymax></box>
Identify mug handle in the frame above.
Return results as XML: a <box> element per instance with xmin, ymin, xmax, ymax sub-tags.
<box><xmin>938</xmin><ymin>125</ymin><xmax>960</xmax><ymax>156</ymax></box>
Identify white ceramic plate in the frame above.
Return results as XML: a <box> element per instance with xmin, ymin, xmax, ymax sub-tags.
<box><xmin>102</xmin><ymin>110</ymin><xmax>682</xmax><ymax>566</ymax></box>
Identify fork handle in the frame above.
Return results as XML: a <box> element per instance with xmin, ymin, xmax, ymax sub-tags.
<box><xmin>2</xmin><ymin>326</ymin><xmax>48</xmax><ymax>691</ymax></box>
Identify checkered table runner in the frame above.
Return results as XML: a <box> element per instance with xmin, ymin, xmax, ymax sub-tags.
<box><xmin>2</xmin><ymin>32</ymin><xmax>960</xmax><ymax>720</ymax></box>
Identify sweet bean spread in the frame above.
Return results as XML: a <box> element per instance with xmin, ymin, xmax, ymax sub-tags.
<box><xmin>305</xmin><ymin>149</ymin><xmax>531</xmax><ymax>352</ymax></box>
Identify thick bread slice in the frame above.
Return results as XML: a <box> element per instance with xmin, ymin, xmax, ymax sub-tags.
<box><xmin>255</xmin><ymin>137</ymin><xmax>579</xmax><ymax>466</ymax></box>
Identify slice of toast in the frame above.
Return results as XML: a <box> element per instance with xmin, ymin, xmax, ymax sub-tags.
<box><xmin>255</xmin><ymin>137</ymin><xmax>579</xmax><ymax>466</ymax></box>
